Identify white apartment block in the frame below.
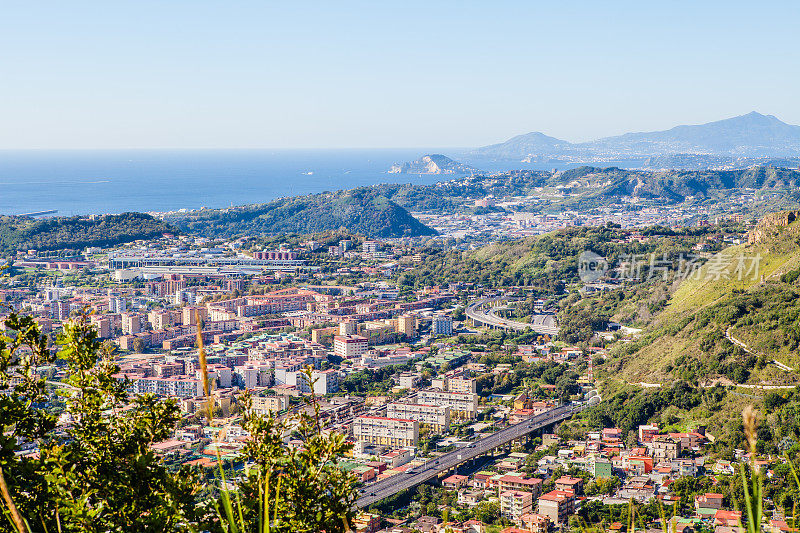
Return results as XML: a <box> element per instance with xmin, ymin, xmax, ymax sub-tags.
<box><xmin>298</xmin><ymin>369</ymin><xmax>339</xmax><ymax>395</ymax></box>
<box><xmin>386</xmin><ymin>402</ymin><xmax>450</xmax><ymax>432</ymax></box>
<box><xmin>133</xmin><ymin>376</ymin><xmax>205</xmax><ymax>398</ymax></box>
<box><xmin>417</xmin><ymin>389</ymin><xmax>479</xmax><ymax>418</ymax></box>
<box><xmin>431</xmin><ymin>314</ymin><xmax>453</xmax><ymax>336</ymax></box>
<box><xmin>233</xmin><ymin>363</ymin><xmax>272</xmax><ymax>389</ymax></box>
<box><xmin>352</xmin><ymin>416</ymin><xmax>419</xmax><ymax>448</ymax></box>
<box><xmin>333</xmin><ymin>335</ymin><xmax>368</xmax><ymax>359</ymax></box>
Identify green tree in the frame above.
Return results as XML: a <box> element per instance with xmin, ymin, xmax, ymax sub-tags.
<box><xmin>474</xmin><ymin>500</ymin><xmax>500</xmax><ymax>524</ymax></box>
<box><xmin>1</xmin><ymin>313</ymin><xmax>201</xmax><ymax>532</ymax></box>
<box><xmin>218</xmin><ymin>367</ymin><xmax>358</xmax><ymax>533</ymax></box>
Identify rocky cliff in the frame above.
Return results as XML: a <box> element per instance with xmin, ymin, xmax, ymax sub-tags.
<box><xmin>748</xmin><ymin>210</ymin><xmax>800</xmax><ymax>244</ymax></box>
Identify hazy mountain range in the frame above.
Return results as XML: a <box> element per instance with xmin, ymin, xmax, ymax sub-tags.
<box><xmin>471</xmin><ymin>112</ymin><xmax>800</xmax><ymax>164</ymax></box>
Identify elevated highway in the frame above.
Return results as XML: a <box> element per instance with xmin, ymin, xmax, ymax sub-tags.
<box><xmin>355</xmin><ymin>403</ymin><xmax>584</xmax><ymax>508</ymax></box>
<box><xmin>466</xmin><ymin>297</ymin><xmax>559</xmax><ymax>335</ymax></box>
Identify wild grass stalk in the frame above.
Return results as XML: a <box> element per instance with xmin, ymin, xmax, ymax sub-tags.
<box><xmin>740</xmin><ymin>405</ymin><xmax>763</xmax><ymax>533</ymax></box>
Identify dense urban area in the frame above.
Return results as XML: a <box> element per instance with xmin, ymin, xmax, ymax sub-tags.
<box><xmin>5</xmin><ymin>192</ymin><xmax>800</xmax><ymax>533</ymax></box>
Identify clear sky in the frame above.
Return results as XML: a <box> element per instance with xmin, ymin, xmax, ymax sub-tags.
<box><xmin>2</xmin><ymin>1</ymin><xmax>799</xmax><ymax>149</ymax></box>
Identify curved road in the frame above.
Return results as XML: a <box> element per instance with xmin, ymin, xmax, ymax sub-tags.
<box><xmin>725</xmin><ymin>326</ymin><xmax>795</xmax><ymax>372</ymax></box>
<box><xmin>355</xmin><ymin>403</ymin><xmax>584</xmax><ymax>509</ymax></box>
<box><xmin>466</xmin><ymin>297</ymin><xmax>559</xmax><ymax>335</ymax></box>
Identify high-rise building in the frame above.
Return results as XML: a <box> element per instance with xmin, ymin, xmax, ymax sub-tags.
<box><xmin>397</xmin><ymin>315</ymin><xmax>416</xmax><ymax>337</ymax></box>
<box><xmin>121</xmin><ymin>313</ymin><xmax>142</xmax><ymax>335</ymax></box>
<box><xmin>339</xmin><ymin>320</ymin><xmax>358</xmax><ymax>336</ymax></box>
<box><xmin>431</xmin><ymin>314</ymin><xmax>453</xmax><ymax>336</ymax></box>
<box><xmin>90</xmin><ymin>316</ymin><xmax>111</xmax><ymax>338</ymax></box>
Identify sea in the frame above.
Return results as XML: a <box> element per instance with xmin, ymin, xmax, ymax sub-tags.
<box><xmin>0</xmin><ymin>149</ymin><xmax>563</xmax><ymax>217</ymax></box>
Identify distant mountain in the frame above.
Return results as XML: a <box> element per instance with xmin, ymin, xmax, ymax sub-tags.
<box><xmin>473</xmin><ymin>112</ymin><xmax>800</xmax><ymax>162</ymax></box>
<box><xmin>166</xmin><ymin>188</ymin><xmax>437</xmax><ymax>239</ymax></box>
<box><xmin>388</xmin><ymin>154</ymin><xmax>478</xmax><ymax>174</ymax></box>
<box><xmin>471</xmin><ymin>132</ymin><xmax>570</xmax><ymax>159</ymax></box>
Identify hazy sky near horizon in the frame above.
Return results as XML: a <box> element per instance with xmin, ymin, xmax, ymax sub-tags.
<box><xmin>2</xmin><ymin>1</ymin><xmax>799</xmax><ymax>149</ymax></box>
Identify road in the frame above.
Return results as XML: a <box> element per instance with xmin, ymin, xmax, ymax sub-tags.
<box><xmin>354</xmin><ymin>403</ymin><xmax>584</xmax><ymax>509</ymax></box>
<box><xmin>725</xmin><ymin>326</ymin><xmax>795</xmax><ymax>372</ymax></box>
<box><xmin>465</xmin><ymin>297</ymin><xmax>559</xmax><ymax>335</ymax></box>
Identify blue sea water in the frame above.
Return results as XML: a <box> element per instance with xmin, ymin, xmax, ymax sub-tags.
<box><xmin>0</xmin><ymin>148</ymin><xmax>572</xmax><ymax>216</ymax></box>
<box><xmin>0</xmin><ymin>149</ymin><xmax>459</xmax><ymax>216</ymax></box>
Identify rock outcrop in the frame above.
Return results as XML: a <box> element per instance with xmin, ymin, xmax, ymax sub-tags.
<box><xmin>748</xmin><ymin>210</ymin><xmax>800</xmax><ymax>244</ymax></box>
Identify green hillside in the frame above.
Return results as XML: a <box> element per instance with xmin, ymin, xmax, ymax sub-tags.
<box><xmin>0</xmin><ymin>213</ymin><xmax>176</xmax><ymax>256</ymax></box>
<box><xmin>615</xmin><ymin>213</ymin><xmax>800</xmax><ymax>386</ymax></box>
<box><xmin>167</xmin><ymin>188</ymin><xmax>436</xmax><ymax>238</ymax></box>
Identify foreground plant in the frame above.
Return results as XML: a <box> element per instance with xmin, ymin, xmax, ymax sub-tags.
<box><xmin>196</xmin><ymin>314</ymin><xmax>357</xmax><ymax>532</ymax></box>
<box><xmin>740</xmin><ymin>406</ymin><xmax>763</xmax><ymax>533</ymax></box>
<box><xmin>0</xmin><ymin>312</ymin><xmax>359</xmax><ymax>532</ymax></box>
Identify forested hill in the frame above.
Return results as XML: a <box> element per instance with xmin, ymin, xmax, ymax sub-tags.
<box><xmin>366</xmin><ymin>165</ymin><xmax>800</xmax><ymax>213</ymax></box>
<box><xmin>0</xmin><ymin>213</ymin><xmax>176</xmax><ymax>255</ymax></box>
<box><xmin>166</xmin><ymin>188</ymin><xmax>437</xmax><ymax>239</ymax></box>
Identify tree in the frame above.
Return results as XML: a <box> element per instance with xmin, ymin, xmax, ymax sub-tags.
<box><xmin>0</xmin><ymin>313</ymin><xmax>201</xmax><ymax>533</ymax></box>
<box><xmin>0</xmin><ymin>315</ymin><xmax>360</xmax><ymax>533</ymax></box>
<box><xmin>132</xmin><ymin>337</ymin><xmax>147</xmax><ymax>353</ymax></box>
<box><xmin>225</xmin><ymin>367</ymin><xmax>359</xmax><ymax>532</ymax></box>
<box><xmin>474</xmin><ymin>500</ymin><xmax>500</xmax><ymax>524</ymax></box>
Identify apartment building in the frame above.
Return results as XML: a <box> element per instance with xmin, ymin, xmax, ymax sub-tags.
<box><xmin>396</xmin><ymin>314</ymin><xmax>416</xmax><ymax>337</ymax></box>
<box><xmin>431</xmin><ymin>314</ymin><xmax>453</xmax><ymax>336</ymax></box>
<box><xmin>333</xmin><ymin>335</ymin><xmax>368</xmax><ymax>359</ymax></box>
<box><xmin>352</xmin><ymin>416</ymin><xmax>419</xmax><ymax>448</ymax></box>
<box><xmin>90</xmin><ymin>316</ymin><xmax>111</xmax><ymax>338</ymax></box>
<box><xmin>448</xmin><ymin>376</ymin><xmax>477</xmax><ymax>394</ymax></box>
<box><xmin>554</xmin><ymin>475</ymin><xmax>583</xmax><ymax>495</ymax></box>
<box><xmin>297</xmin><ymin>368</ymin><xmax>339</xmax><ymax>395</ymax></box>
<box><xmin>133</xmin><ymin>376</ymin><xmax>205</xmax><ymax>398</ymax></box>
<box><xmin>233</xmin><ymin>363</ymin><xmax>272</xmax><ymax>388</ymax></box>
<box><xmin>386</xmin><ymin>402</ymin><xmax>450</xmax><ymax>432</ymax></box>
<box><xmin>251</xmin><ymin>395</ymin><xmax>288</xmax><ymax>415</ymax></box>
<box><xmin>537</xmin><ymin>490</ymin><xmax>575</xmax><ymax>525</ymax></box>
<box><xmin>652</xmin><ymin>435</ymin><xmax>681</xmax><ymax>460</ymax></box>
<box><xmin>498</xmin><ymin>474</ymin><xmax>543</xmax><ymax>497</ymax></box>
<box><xmin>500</xmin><ymin>490</ymin><xmax>533</xmax><ymax>522</ymax></box>
<box><xmin>121</xmin><ymin>313</ymin><xmax>142</xmax><ymax>335</ymax></box>
<box><xmin>417</xmin><ymin>389</ymin><xmax>479</xmax><ymax>419</ymax></box>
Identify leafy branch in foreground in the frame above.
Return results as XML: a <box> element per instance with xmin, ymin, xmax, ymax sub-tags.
<box><xmin>0</xmin><ymin>312</ymin><xmax>359</xmax><ymax>532</ymax></box>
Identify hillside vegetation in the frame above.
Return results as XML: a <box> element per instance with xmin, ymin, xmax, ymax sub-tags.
<box><xmin>613</xmin><ymin>214</ymin><xmax>800</xmax><ymax>385</ymax></box>
<box><xmin>0</xmin><ymin>212</ymin><xmax>175</xmax><ymax>256</ymax></box>
<box><xmin>166</xmin><ymin>188</ymin><xmax>436</xmax><ymax>238</ymax></box>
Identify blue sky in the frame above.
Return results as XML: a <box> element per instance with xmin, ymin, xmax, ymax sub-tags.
<box><xmin>1</xmin><ymin>1</ymin><xmax>798</xmax><ymax>149</ymax></box>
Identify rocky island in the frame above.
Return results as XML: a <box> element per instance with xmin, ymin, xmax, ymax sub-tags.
<box><xmin>388</xmin><ymin>154</ymin><xmax>478</xmax><ymax>174</ymax></box>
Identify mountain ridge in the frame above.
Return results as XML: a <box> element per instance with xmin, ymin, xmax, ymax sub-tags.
<box><xmin>473</xmin><ymin>112</ymin><xmax>800</xmax><ymax>160</ymax></box>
